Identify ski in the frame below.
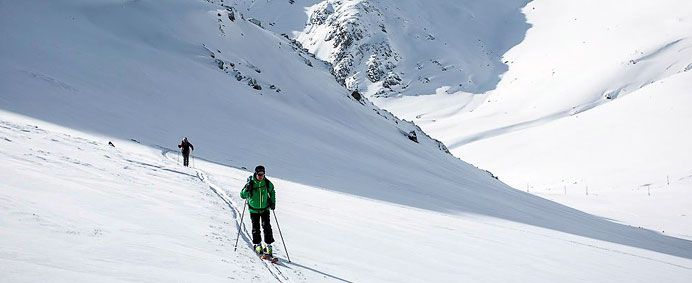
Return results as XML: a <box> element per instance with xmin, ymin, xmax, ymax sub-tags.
<box><xmin>261</xmin><ymin>254</ymin><xmax>279</xmax><ymax>264</ymax></box>
<box><xmin>254</xmin><ymin>247</ymin><xmax>279</xmax><ymax>264</ymax></box>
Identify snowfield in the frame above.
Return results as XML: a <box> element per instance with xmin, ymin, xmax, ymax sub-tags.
<box><xmin>3</xmin><ymin>112</ymin><xmax>692</xmax><ymax>282</ymax></box>
<box><xmin>2</xmin><ymin>0</ymin><xmax>692</xmax><ymax>282</ymax></box>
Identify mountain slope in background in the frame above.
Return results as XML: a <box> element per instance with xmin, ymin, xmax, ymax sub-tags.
<box><xmin>2</xmin><ymin>0</ymin><xmax>692</xmax><ymax>282</ymax></box>
<box><xmin>372</xmin><ymin>0</ymin><xmax>692</xmax><ymax>237</ymax></box>
<box><xmin>234</xmin><ymin>0</ymin><xmax>692</xmax><ymax>237</ymax></box>
<box><xmin>232</xmin><ymin>0</ymin><xmax>530</xmax><ymax>96</ymax></box>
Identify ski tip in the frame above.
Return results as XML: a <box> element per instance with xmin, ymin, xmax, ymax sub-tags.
<box><xmin>261</xmin><ymin>254</ymin><xmax>279</xmax><ymax>263</ymax></box>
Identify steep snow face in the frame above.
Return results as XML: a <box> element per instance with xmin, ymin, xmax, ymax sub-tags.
<box><xmin>0</xmin><ymin>0</ymin><xmax>450</xmax><ymax>191</ymax></box>
<box><xmin>232</xmin><ymin>0</ymin><xmax>531</xmax><ymax>97</ymax></box>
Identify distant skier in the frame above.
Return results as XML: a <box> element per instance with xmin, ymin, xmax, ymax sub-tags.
<box><xmin>178</xmin><ymin>137</ymin><xmax>194</xmax><ymax>167</ymax></box>
<box><xmin>240</xmin><ymin>165</ymin><xmax>276</xmax><ymax>258</ymax></box>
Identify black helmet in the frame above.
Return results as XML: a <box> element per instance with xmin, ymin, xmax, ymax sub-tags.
<box><xmin>254</xmin><ymin>165</ymin><xmax>265</xmax><ymax>174</ymax></box>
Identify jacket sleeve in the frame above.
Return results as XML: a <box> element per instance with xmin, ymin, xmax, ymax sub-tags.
<box><xmin>240</xmin><ymin>180</ymin><xmax>250</xmax><ymax>199</ymax></box>
<box><xmin>190</xmin><ymin>143</ymin><xmax>194</xmax><ymax>151</ymax></box>
<box><xmin>268</xmin><ymin>180</ymin><xmax>276</xmax><ymax>204</ymax></box>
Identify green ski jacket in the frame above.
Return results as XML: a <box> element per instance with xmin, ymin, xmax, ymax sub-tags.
<box><xmin>240</xmin><ymin>175</ymin><xmax>275</xmax><ymax>213</ymax></box>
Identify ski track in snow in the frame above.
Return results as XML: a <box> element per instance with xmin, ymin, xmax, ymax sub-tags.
<box><xmin>164</xmin><ymin>146</ymin><xmax>692</xmax><ymax>276</ymax></box>
<box><xmin>3</xmin><ymin>115</ymin><xmax>691</xmax><ymax>281</ymax></box>
<box><xmin>157</xmin><ymin>148</ymin><xmax>295</xmax><ymax>283</ymax></box>
<box><xmin>196</xmin><ymin>169</ymin><xmax>293</xmax><ymax>283</ymax></box>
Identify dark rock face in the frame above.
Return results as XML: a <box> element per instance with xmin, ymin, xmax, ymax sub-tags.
<box><xmin>366</xmin><ymin>55</ymin><xmax>384</xmax><ymax>82</ymax></box>
<box><xmin>332</xmin><ymin>53</ymin><xmax>354</xmax><ymax>85</ymax></box>
<box><xmin>382</xmin><ymin>72</ymin><xmax>401</xmax><ymax>88</ymax></box>
<box><xmin>227</xmin><ymin>7</ymin><xmax>235</xmax><ymax>22</ymax></box>
<box><xmin>309</xmin><ymin>2</ymin><xmax>334</xmax><ymax>25</ymax></box>
<box><xmin>248</xmin><ymin>78</ymin><xmax>262</xmax><ymax>90</ymax></box>
<box><xmin>215</xmin><ymin>59</ymin><xmax>225</xmax><ymax>70</ymax></box>
<box><xmin>303</xmin><ymin>0</ymin><xmax>400</xmax><ymax>95</ymax></box>
<box><xmin>248</xmin><ymin>18</ymin><xmax>263</xmax><ymax>28</ymax></box>
<box><xmin>293</xmin><ymin>0</ymin><xmax>533</xmax><ymax>98</ymax></box>
<box><xmin>407</xmin><ymin>131</ymin><xmax>418</xmax><ymax>143</ymax></box>
<box><xmin>351</xmin><ymin>90</ymin><xmax>362</xmax><ymax>101</ymax></box>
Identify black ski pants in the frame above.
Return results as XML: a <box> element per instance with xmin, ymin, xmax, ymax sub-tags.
<box><xmin>182</xmin><ymin>152</ymin><xmax>190</xmax><ymax>167</ymax></box>
<box><xmin>250</xmin><ymin>210</ymin><xmax>274</xmax><ymax>245</ymax></box>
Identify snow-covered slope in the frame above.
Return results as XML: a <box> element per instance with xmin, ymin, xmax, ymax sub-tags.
<box><xmin>0</xmin><ymin>115</ymin><xmax>256</xmax><ymax>282</ymax></box>
<box><xmin>247</xmin><ymin>0</ymin><xmax>692</xmax><ymax>237</ymax></box>
<box><xmin>0</xmin><ymin>0</ymin><xmax>450</xmax><ymax>196</ymax></box>
<box><xmin>371</xmin><ymin>0</ymin><xmax>692</xmax><ymax>236</ymax></box>
<box><xmin>234</xmin><ymin>0</ymin><xmax>692</xmax><ymax>186</ymax></box>
<box><xmin>4</xmin><ymin>112</ymin><xmax>692</xmax><ymax>282</ymax></box>
<box><xmin>387</xmin><ymin>0</ymin><xmax>692</xmax><ymax>149</ymax></box>
<box><xmin>2</xmin><ymin>0</ymin><xmax>692</xmax><ymax>282</ymax></box>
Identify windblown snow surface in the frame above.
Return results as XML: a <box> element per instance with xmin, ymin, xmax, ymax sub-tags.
<box><xmin>1</xmin><ymin>0</ymin><xmax>692</xmax><ymax>282</ymax></box>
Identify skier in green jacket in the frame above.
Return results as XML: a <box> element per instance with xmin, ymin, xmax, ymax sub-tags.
<box><xmin>240</xmin><ymin>165</ymin><xmax>276</xmax><ymax>256</ymax></box>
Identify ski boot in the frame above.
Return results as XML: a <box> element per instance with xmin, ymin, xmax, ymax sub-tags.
<box><xmin>261</xmin><ymin>244</ymin><xmax>275</xmax><ymax>261</ymax></box>
<box><xmin>254</xmin><ymin>244</ymin><xmax>263</xmax><ymax>255</ymax></box>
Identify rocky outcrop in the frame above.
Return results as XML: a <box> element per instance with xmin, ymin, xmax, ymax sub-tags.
<box><xmin>204</xmin><ymin>0</ymin><xmax>452</xmax><ymax>156</ymax></box>
<box><xmin>301</xmin><ymin>0</ymin><xmax>402</xmax><ymax>96</ymax></box>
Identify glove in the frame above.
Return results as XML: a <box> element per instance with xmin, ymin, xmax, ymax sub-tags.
<box><xmin>269</xmin><ymin>202</ymin><xmax>275</xmax><ymax>210</ymax></box>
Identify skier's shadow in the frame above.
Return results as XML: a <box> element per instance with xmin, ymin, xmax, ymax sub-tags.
<box><xmin>283</xmin><ymin>261</ymin><xmax>353</xmax><ymax>283</ymax></box>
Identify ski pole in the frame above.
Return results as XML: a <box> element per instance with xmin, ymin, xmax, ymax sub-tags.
<box><xmin>272</xmin><ymin>210</ymin><xmax>291</xmax><ymax>262</ymax></box>
<box><xmin>234</xmin><ymin>200</ymin><xmax>248</xmax><ymax>252</ymax></box>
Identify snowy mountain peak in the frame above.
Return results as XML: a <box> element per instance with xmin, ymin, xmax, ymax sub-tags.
<box><xmin>300</xmin><ymin>0</ymin><xmax>401</xmax><ymax>94</ymax></box>
<box><xmin>232</xmin><ymin>0</ymin><xmax>531</xmax><ymax>98</ymax></box>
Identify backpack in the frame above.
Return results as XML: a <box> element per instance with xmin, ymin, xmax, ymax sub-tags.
<box><xmin>246</xmin><ymin>176</ymin><xmax>272</xmax><ymax>199</ymax></box>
